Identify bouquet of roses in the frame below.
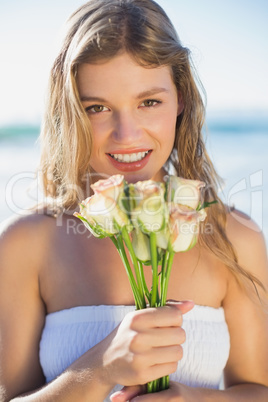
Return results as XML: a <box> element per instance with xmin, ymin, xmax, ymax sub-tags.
<box><xmin>74</xmin><ymin>174</ymin><xmax>211</xmax><ymax>393</ymax></box>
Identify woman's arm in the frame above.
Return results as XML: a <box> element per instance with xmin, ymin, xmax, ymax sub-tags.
<box><xmin>0</xmin><ymin>216</ymin><xmax>47</xmax><ymax>400</ymax></box>
<box><xmin>221</xmin><ymin>211</ymin><xmax>268</xmax><ymax>398</ymax></box>
<box><xmin>111</xmin><ymin>211</ymin><xmax>268</xmax><ymax>401</ymax></box>
<box><xmin>0</xmin><ymin>215</ymin><xmax>193</xmax><ymax>401</ymax></box>
<box><xmin>111</xmin><ymin>381</ymin><xmax>268</xmax><ymax>402</ymax></box>
<box><xmin>0</xmin><ymin>216</ymin><xmax>114</xmax><ymax>401</ymax></box>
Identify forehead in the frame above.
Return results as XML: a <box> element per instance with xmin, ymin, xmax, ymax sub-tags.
<box><xmin>77</xmin><ymin>53</ymin><xmax>175</xmax><ymax>97</ymax></box>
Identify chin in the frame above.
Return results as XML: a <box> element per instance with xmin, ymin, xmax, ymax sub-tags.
<box><xmin>123</xmin><ymin>169</ymin><xmax>164</xmax><ymax>184</ymax></box>
<box><xmin>121</xmin><ymin>172</ymin><xmax>151</xmax><ymax>184</ymax></box>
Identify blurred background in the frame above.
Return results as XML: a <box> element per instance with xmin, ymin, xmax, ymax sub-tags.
<box><xmin>0</xmin><ymin>0</ymin><xmax>267</xmax><ymax>243</ymax></box>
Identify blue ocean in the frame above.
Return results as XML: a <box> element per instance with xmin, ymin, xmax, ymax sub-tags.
<box><xmin>0</xmin><ymin>115</ymin><xmax>267</xmax><ymax>245</ymax></box>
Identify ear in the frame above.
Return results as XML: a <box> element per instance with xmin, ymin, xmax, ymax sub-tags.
<box><xmin>177</xmin><ymin>91</ymin><xmax>184</xmax><ymax>116</ymax></box>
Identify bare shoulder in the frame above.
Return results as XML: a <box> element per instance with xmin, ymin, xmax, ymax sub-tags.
<box><xmin>0</xmin><ymin>211</ymin><xmax>57</xmax><ymax>277</ymax></box>
<box><xmin>225</xmin><ymin>208</ymin><xmax>268</xmax><ymax>283</ymax></box>
<box><xmin>226</xmin><ymin>207</ymin><xmax>264</xmax><ymax>238</ymax></box>
<box><xmin>0</xmin><ymin>209</ymin><xmax>55</xmax><ymax>237</ymax></box>
<box><xmin>0</xmin><ymin>210</ymin><xmax>55</xmax><ymax>245</ymax></box>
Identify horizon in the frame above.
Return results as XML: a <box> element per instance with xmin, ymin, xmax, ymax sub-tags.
<box><xmin>0</xmin><ymin>108</ymin><xmax>268</xmax><ymax>131</ymax></box>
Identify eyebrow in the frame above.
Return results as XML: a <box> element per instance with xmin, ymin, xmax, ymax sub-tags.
<box><xmin>136</xmin><ymin>87</ymin><xmax>169</xmax><ymax>100</ymax></box>
<box><xmin>80</xmin><ymin>87</ymin><xmax>169</xmax><ymax>102</ymax></box>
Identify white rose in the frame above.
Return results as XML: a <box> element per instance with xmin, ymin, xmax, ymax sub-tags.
<box><xmin>75</xmin><ymin>175</ymin><xmax>131</xmax><ymax>236</ymax></box>
<box><xmin>168</xmin><ymin>203</ymin><xmax>206</xmax><ymax>252</ymax></box>
<box><xmin>166</xmin><ymin>176</ymin><xmax>205</xmax><ymax>210</ymax></box>
<box><xmin>130</xmin><ymin>180</ymin><xmax>167</xmax><ymax>233</ymax></box>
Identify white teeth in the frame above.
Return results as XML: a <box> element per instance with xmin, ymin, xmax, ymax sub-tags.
<box><xmin>110</xmin><ymin>151</ymin><xmax>150</xmax><ymax>163</ymax></box>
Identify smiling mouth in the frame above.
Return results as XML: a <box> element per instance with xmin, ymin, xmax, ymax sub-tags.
<box><xmin>108</xmin><ymin>150</ymin><xmax>152</xmax><ymax>163</ymax></box>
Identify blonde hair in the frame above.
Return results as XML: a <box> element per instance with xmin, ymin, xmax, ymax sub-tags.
<box><xmin>39</xmin><ymin>0</ymin><xmax>265</xmax><ymax>298</ymax></box>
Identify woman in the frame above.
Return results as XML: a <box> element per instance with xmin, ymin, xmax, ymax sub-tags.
<box><xmin>0</xmin><ymin>0</ymin><xmax>267</xmax><ymax>401</ymax></box>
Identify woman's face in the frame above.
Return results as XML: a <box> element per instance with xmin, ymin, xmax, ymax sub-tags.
<box><xmin>77</xmin><ymin>52</ymin><xmax>183</xmax><ymax>183</ymax></box>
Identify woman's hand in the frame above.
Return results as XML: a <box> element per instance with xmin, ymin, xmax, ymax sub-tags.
<box><xmin>110</xmin><ymin>381</ymin><xmax>199</xmax><ymax>401</ymax></box>
<box><xmin>103</xmin><ymin>301</ymin><xmax>194</xmax><ymax>389</ymax></box>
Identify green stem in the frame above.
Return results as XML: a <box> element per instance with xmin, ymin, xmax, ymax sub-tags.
<box><xmin>160</xmin><ymin>251</ymin><xmax>169</xmax><ymax>306</ymax></box>
<box><xmin>161</xmin><ymin>251</ymin><xmax>175</xmax><ymax>306</ymax></box>
<box><xmin>160</xmin><ymin>374</ymin><xmax>169</xmax><ymax>390</ymax></box>
<box><xmin>121</xmin><ymin>227</ymin><xmax>146</xmax><ymax>309</ymax></box>
<box><xmin>110</xmin><ymin>235</ymin><xmax>119</xmax><ymax>249</ymax></box>
<box><xmin>147</xmin><ymin>382</ymin><xmax>153</xmax><ymax>393</ymax></box>
<box><xmin>111</xmin><ymin>235</ymin><xmax>143</xmax><ymax>310</ymax></box>
<box><xmin>138</xmin><ymin>260</ymin><xmax>151</xmax><ymax>304</ymax></box>
<box><xmin>149</xmin><ymin>232</ymin><xmax>159</xmax><ymax>307</ymax></box>
<box><xmin>165</xmin><ymin>375</ymin><xmax>170</xmax><ymax>389</ymax></box>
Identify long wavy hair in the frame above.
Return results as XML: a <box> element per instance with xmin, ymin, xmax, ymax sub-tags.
<box><xmin>39</xmin><ymin>0</ymin><xmax>265</xmax><ymax>298</ymax></box>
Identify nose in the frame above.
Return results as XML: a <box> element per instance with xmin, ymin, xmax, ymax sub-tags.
<box><xmin>112</xmin><ymin>111</ymin><xmax>143</xmax><ymax>145</ymax></box>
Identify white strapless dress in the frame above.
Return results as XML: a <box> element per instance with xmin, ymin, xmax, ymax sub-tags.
<box><xmin>39</xmin><ymin>305</ymin><xmax>230</xmax><ymax>401</ymax></box>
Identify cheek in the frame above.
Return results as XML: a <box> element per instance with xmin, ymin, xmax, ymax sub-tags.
<box><xmin>89</xmin><ymin>119</ymin><xmax>109</xmax><ymax>148</ymax></box>
<box><xmin>154</xmin><ymin>112</ymin><xmax>177</xmax><ymax>144</ymax></box>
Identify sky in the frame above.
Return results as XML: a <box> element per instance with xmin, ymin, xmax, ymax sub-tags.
<box><xmin>0</xmin><ymin>0</ymin><xmax>267</xmax><ymax>125</ymax></box>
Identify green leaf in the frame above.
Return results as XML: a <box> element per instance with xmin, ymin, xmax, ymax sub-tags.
<box><xmin>197</xmin><ymin>200</ymin><xmax>218</xmax><ymax>211</ymax></box>
<box><xmin>75</xmin><ymin>214</ymin><xmax>89</xmax><ymax>225</ymax></box>
<box><xmin>77</xmin><ymin>215</ymin><xmax>108</xmax><ymax>238</ymax></box>
<box><xmin>143</xmin><ymin>260</ymin><xmax>153</xmax><ymax>266</ymax></box>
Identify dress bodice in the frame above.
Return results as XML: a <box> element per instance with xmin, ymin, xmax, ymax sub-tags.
<box><xmin>39</xmin><ymin>305</ymin><xmax>230</xmax><ymax>400</ymax></box>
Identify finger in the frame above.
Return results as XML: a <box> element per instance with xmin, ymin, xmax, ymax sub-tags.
<box><xmin>131</xmin><ymin>391</ymin><xmax>167</xmax><ymax>401</ymax></box>
<box><xmin>110</xmin><ymin>385</ymin><xmax>145</xmax><ymax>402</ymax></box>
<box><xmin>130</xmin><ymin>328</ymin><xmax>185</xmax><ymax>353</ymax></box>
<box><xmin>130</xmin><ymin>301</ymin><xmax>193</xmax><ymax>329</ymax></box>
<box><xmin>144</xmin><ymin>362</ymin><xmax>179</xmax><ymax>383</ymax></box>
<box><xmin>131</xmin><ymin>386</ymin><xmax>174</xmax><ymax>401</ymax></box>
<box><xmin>141</xmin><ymin>344</ymin><xmax>183</xmax><ymax>367</ymax></box>
<box><xmin>134</xmin><ymin>326</ymin><xmax>186</xmax><ymax>349</ymax></box>
<box><xmin>166</xmin><ymin>300</ymin><xmax>195</xmax><ymax>315</ymax></box>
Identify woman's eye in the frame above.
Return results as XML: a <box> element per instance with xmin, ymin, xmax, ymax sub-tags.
<box><xmin>85</xmin><ymin>105</ymin><xmax>108</xmax><ymax>114</ymax></box>
<box><xmin>141</xmin><ymin>99</ymin><xmax>161</xmax><ymax>107</ymax></box>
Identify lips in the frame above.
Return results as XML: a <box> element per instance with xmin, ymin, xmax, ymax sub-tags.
<box><xmin>106</xmin><ymin>149</ymin><xmax>152</xmax><ymax>172</ymax></box>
